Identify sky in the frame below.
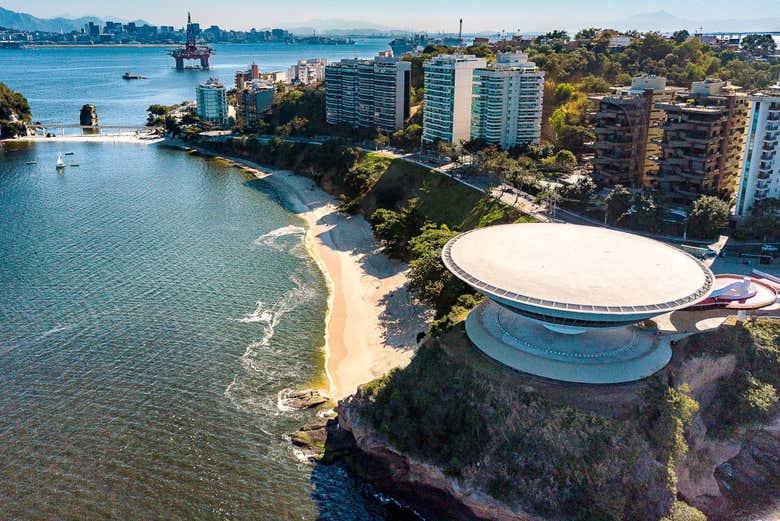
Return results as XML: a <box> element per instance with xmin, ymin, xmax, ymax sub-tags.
<box><xmin>3</xmin><ymin>0</ymin><xmax>780</xmax><ymax>32</ymax></box>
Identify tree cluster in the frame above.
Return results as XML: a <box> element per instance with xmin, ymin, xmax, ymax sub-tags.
<box><xmin>0</xmin><ymin>82</ymin><xmax>31</xmax><ymax>138</ymax></box>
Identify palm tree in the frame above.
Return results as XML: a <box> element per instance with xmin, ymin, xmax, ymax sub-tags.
<box><xmin>538</xmin><ymin>186</ymin><xmax>562</xmax><ymax>220</ymax></box>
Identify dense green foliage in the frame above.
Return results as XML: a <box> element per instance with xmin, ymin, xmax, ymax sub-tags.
<box><xmin>529</xmin><ymin>32</ymin><xmax>780</xmax><ymax>90</ymax></box>
<box><xmin>362</xmin><ymin>343</ymin><xmax>489</xmax><ymax>475</ymax></box>
<box><xmin>360</xmin><ymin>339</ymin><xmax>673</xmax><ymax>521</ymax></box>
<box><xmin>685</xmin><ymin>319</ymin><xmax>780</xmax><ymax>436</ymax></box>
<box><xmin>745</xmin><ymin>198</ymin><xmax>780</xmax><ymax>240</ymax></box>
<box><xmin>687</xmin><ymin>195</ymin><xmax>730</xmax><ymax>239</ymax></box>
<box><xmin>363</xmin><ymin>158</ymin><xmax>525</xmax><ymax>318</ymax></box>
<box><xmin>371</xmin><ymin>199</ymin><xmax>427</xmax><ymax>258</ymax></box>
<box><xmin>604</xmin><ymin>184</ymin><xmax>632</xmax><ymax>223</ymax></box>
<box><xmin>639</xmin><ymin>377</ymin><xmax>699</xmax><ymax>487</ymax></box>
<box><xmin>0</xmin><ymin>82</ymin><xmax>31</xmax><ymax>138</ymax></box>
<box><xmin>741</xmin><ymin>34</ymin><xmax>777</xmax><ymax>57</ymax></box>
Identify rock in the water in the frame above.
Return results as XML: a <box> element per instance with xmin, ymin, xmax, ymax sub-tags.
<box><xmin>290</xmin><ymin>416</ymin><xmax>355</xmax><ymax>463</ymax></box>
<box><xmin>280</xmin><ymin>389</ymin><xmax>329</xmax><ymax>410</ymax></box>
<box><xmin>80</xmin><ymin>104</ymin><xmax>99</xmax><ymax>127</ymax></box>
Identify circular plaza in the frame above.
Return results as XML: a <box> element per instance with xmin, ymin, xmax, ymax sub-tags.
<box><xmin>442</xmin><ymin>223</ymin><xmax>716</xmax><ymax>383</ymax></box>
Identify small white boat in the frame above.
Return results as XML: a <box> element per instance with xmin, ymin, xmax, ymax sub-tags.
<box><xmin>56</xmin><ymin>153</ymin><xmax>65</xmax><ymax>170</ymax></box>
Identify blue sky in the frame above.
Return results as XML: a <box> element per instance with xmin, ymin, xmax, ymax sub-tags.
<box><xmin>4</xmin><ymin>0</ymin><xmax>780</xmax><ymax>32</ymax></box>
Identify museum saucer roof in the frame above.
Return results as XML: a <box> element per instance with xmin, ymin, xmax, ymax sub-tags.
<box><xmin>442</xmin><ymin>223</ymin><xmax>714</xmax><ymax>316</ymax></box>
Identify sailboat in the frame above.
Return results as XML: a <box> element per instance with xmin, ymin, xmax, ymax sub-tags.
<box><xmin>56</xmin><ymin>153</ymin><xmax>65</xmax><ymax>171</ymax></box>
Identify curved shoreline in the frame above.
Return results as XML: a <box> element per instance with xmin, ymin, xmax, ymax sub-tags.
<box><xmin>172</xmin><ymin>142</ymin><xmax>432</xmax><ymax>399</ymax></box>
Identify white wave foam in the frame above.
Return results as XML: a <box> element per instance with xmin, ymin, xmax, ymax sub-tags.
<box><xmin>253</xmin><ymin>225</ymin><xmax>305</xmax><ymax>252</ymax></box>
<box><xmin>39</xmin><ymin>325</ymin><xmax>73</xmax><ymax>338</ymax></box>
<box><xmin>225</xmin><ymin>276</ymin><xmax>316</xmax><ymax>414</ymax></box>
<box><xmin>276</xmin><ymin>389</ymin><xmax>299</xmax><ymax>412</ymax></box>
<box><xmin>236</xmin><ymin>302</ymin><xmax>274</xmax><ymax>324</ymax></box>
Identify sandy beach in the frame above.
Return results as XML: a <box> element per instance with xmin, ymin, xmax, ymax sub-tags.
<box><xmin>185</xmin><ymin>147</ymin><xmax>432</xmax><ymax>399</ymax></box>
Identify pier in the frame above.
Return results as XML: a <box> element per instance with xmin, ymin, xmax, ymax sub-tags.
<box><xmin>32</xmin><ymin>124</ymin><xmax>155</xmax><ymax>136</ymax></box>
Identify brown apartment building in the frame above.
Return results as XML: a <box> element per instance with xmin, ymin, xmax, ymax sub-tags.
<box><xmin>655</xmin><ymin>78</ymin><xmax>750</xmax><ymax>203</ymax></box>
<box><xmin>591</xmin><ymin>75</ymin><xmax>677</xmax><ymax>188</ymax></box>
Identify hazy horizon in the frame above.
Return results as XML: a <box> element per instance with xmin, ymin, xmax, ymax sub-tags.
<box><xmin>3</xmin><ymin>0</ymin><xmax>780</xmax><ymax>33</ymax></box>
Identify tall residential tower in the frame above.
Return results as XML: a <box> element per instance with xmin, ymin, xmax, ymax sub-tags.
<box><xmin>196</xmin><ymin>78</ymin><xmax>228</xmax><ymax>127</ymax></box>
<box><xmin>470</xmin><ymin>53</ymin><xmax>545</xmax><ymax>149</ymax></box>
<box><xmin>591</xmin><ymin>75</ymin><xmax>676</xmax><ymax>188</ymax></box>
<box><xmin>735</xmin><ymin>80</ymin><xmax>780</xmax><ymax>220</ymax></box>
<box><xmin>422</xmin><ymin>54</ymin><xmax>487</xmax><ymax>145</ymax></box>
<box><xmin>325</xmin><ymin>54</ymin><xmax>411</xmax><ymax>132</ymax></box>
<box><xmin>656</xmin><ymin>78</ymin><xmax>749</xmax><ymax>203</ymax></box>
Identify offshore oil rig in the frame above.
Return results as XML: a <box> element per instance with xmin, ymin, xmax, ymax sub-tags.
<box><xmin>169</xmin><ymin>13</ymin><xmax>214</xmax><ymax>70</ymax></box>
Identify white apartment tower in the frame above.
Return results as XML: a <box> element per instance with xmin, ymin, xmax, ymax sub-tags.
<box><xmin>736</xmin><ymin>80</ymin><xmax>780</xmax><ymax>220</ymax></box>
<box><xmin>470</xmin><ymin>53</ymin><xmax>545</xmax><ymax>149</ymax></box>
<box><xmin>422</xmin><ymin>54</ymin><xmax>487</xmax><ymax>145</ymax></box>
<box><xmin>325</xmin><ymin>54</ymin><xmax>411</xmax><ymax>132</ymax></box>
<box><xmin>288</xmin><ymin>58</ymin><xmax>328</xmax><ymax>85</ymax></box>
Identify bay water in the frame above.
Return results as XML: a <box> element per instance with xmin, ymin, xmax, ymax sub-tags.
<box><xmin>0</xmin><ymin>39</ymin><xmax>394</xmax><ymax>519</ymax></box>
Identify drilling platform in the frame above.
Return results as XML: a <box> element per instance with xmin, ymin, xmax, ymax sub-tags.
<box><xmin>169</xmin><ymin>13</ymin><xmax>214</xmax><ymax>70</ymax></box>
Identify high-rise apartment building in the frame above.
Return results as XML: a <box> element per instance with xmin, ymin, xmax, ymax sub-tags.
<box><xmin>325</xmin><ymin>54</ymin><xmax>411</xmax><ymax>132</ymax></box>
<box><xmin>735</xmin><ymin>80</ymin><xmax>780</xmax><ymax>220</ymax></box>
<box><xmin>237</xmin><ymin>80</ymin><xmax>275</xmax><ymax>128</ymax></box>
<box><xmin>470</xmin><ymin>53</ymin><xmax>545</xmax><ymax>149</ymax></box>
<box><xmin>422</xmin><ymin>54</ymin><xmax>487</xmax><ymax>145</ymax></box>
<box><xmin>591</xmin><ymin>75</ymin><xmax>676</xmax><ymax>187</ymax></box>
<box><xmin>288</xmin><ymin>58</ymin><xmax>328</xmax><ymax>85</ymax></box>
<box><xmin>196</xmin><ymin>78</ymin><xmax>228</xmax><ymax>127</ymax></box>
<box><xmin>656</xmin><ymin>78</ymin><xmax>749</xmax><ymax>203</ymax></box>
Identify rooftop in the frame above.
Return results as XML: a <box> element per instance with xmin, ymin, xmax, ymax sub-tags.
<box><xmin>443</xmin><ymin>223</ymin><xmax>713</xmax><ymax>314</ymax></box>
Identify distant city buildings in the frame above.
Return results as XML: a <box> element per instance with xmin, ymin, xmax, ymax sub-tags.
<box><xmin>288</xmin><ymin>59</ymin><xmax>328</xmax><ymax>85</ymax></box>
<box><xmin>591</xmin><ymin>75</ymin><xmax>677</xmax><ymax>188</ymax></box>
<box><xmin>237</xmin><ymin>80</ymin><xmax>275</xmax><ymax>128</ymax></box>
<box><xmin>656</xmin><ymin>78</ymin><xmax>749</xmax><ymax>203</ymax></box>
<box><xmin>422</xmin><ymin>54</ymin><xmax>487</xmax><ymax>145</ymax></box>
<box><xmin>325</xmin><ymin>53</ymin><xmax>411</xmax><ymax>132</ymax></box>
<box><xmin>196</xmin><ymin>78</ymin><xmax>228</xmax><ymax>127</ymax></box>
<box><xmin>470</xmin><ymin>53</ymin><xmax>545</xmax><ymax>149</ymax></box>
<box><xmin>735</xmin><ymin>80</ymin><xmax>780</xmax><ymax>220</ymax></box>
<box><xmin>260</xmin><ymin>70</ymin><xmax>288</xmax><ymax>83</ymax></box>
<box><xmin>0</xmin><ymin>19</ymin><xmax>294</xmax><ymax>46</ymax></box>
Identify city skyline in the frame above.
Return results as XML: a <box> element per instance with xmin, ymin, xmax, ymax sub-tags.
<box><xmin>3</xmin><ymin>0</ymin><xmax>780</xmax><ymax>33</ymax></box>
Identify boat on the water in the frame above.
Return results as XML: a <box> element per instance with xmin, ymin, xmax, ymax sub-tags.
<box><xmin>56</xmin><ymin>153</ymin><xmax>65</xmax><ymax>171</ymax></box>
<box><xmin>64</xmin><ymin>152</ymin><xmax>75</xmax><ymax>156</ymax></box>
<box><xmin>122</xmin><ymin>72</ymin><xmax>148</xmax><ymax>80</ymax></box>
<box><xmin>25</xmin><ymin>161</ymin><xmax>37</xmax><ymax>165</ymax></box>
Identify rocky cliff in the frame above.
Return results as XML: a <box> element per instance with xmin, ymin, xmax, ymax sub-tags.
<box><xmin>0</xmin><ymin>82</ymin><xmax>31</xmax><ymax>139</ymax></box>
<box><xmin>326</xmin><ymin>319</ymin><xmax>780</xmax><ymax>521</ymax></box>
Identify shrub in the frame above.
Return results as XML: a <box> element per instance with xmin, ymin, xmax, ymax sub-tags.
<box><xmin>660</xmin><ymin>501</ymin><xmax>707</xmax><ymax>521</ymax></box>
<box><xmin>366</xmin><ymin>343</ymin><xmax>489</xmax><ymax>473</ymax></box>
<box><xmin>687</xmin><ymin>195</ymin><xmax>729</xmax><ymax>240</ymax></box>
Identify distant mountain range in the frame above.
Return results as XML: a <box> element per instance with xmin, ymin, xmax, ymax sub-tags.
<box><xmin>1</xmin><ymin>6</ymin><xmax>778</xmax><ymax>36</ymax></box>
<box><xmin>284</xmin><ymin>19</ymin><xmax>414</xmax><ymax>36</ymax></box>
<box><xmin>0</xmin><ymin>6</ymin><xmax>149</xmax><ymax>32</ymax></box>
<box><xmin>610</xmin><ymin>10</ymin><xmax>780</xmax><ymax>33</ymax></box>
